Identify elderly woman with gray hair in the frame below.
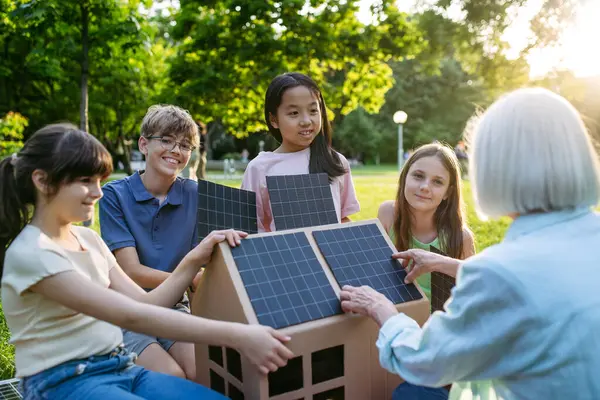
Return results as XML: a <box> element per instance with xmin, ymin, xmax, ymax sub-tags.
<box><xmin>341</xmin><ymin>88</ymin><xmax>600</xmax><ymax>400</ymax></box>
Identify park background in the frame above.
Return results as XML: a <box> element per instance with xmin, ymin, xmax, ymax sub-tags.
<box><xmin>0</xmin><ymin>0</ymin><xmax>599</xmax><ymax>379</ymax></box>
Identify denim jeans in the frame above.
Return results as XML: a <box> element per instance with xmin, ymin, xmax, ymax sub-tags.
<box><xmin>20</xmin><ymin>346</ymin><xmax>227</xmax><ymax>400</ymax></box>
<box><xmin>392</xmin><ymin>381</ymin><xmax>449</xmax><ymax>400</ymax></box>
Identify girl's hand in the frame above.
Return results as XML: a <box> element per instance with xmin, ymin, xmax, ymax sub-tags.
<box><xmin>392</xmin><ymin>249</ymin><xmax>457</xmax><ymax>283</ymax></box>
<box><xmin>339</xmin><ymin>285</ymin><xmax>398</xmax><ymax>327</ymax></box>
<box><xmin>236</xmin><ymin>325</ymin><xmax>294</xmax><ymax>375</ymax></box>
<box><xmin>188</xmin><ymin>229</ymin><xmax>248</xmax><ymax>266</ymax></box>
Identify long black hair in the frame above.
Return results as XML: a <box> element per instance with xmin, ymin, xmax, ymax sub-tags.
<box><xmin>264</xmin><ymin>72</ymin><xmax>346</xmax><ymax>181</ymax></box>
<box><xmin>0</xmin><ymin>123</ymin><xmax>113</xmax><ymax>273</ymax></box>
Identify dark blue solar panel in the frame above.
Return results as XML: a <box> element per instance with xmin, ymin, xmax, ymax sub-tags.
<box><xmin>231</xmin><ymin>232</ymin><xmax>342</xmax><ymax>329</ymax></box>
<box><xmin>430</xmin><ymin>245</ymin><xmax>455</xmax><ymax>312</ymax></box>
<box><xmin>197</xmin><ymin>180</ymin><xmax>258</xmax><ymax>241</ymax></box>
<box><xmin>266</xmin><ymin>173</ymin><xmax>338</xmax><ymax>231</ymax></box>
<box><xmin>313</xmin><ymin>223</ymin><xmax>422</xmax><ymax>304</ymax></box>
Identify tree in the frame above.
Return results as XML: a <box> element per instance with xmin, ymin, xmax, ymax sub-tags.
<box><xmin>168</xmin><ymin>0</ymin><xmax>424</xmax><ymax>137</ymax></box>
<box><xmin>0</xmin><ymin>0</ymin><xmax>155</xmax><ymax>141</ymax></box>
<box><xmin>0</xmin><ymin>112</ymin><xmax>28</xmax><ymax>158</ymax></box>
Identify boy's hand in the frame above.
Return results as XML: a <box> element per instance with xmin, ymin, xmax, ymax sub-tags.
<box><xmin>189</xmin><ymin>229</ymin><xmax>248</xmax><ymax>266</ymax></box>
<box><xmin>236</xmin><ymin>325</ymin><xmax>294</xmax><ymax>375</ymax></box>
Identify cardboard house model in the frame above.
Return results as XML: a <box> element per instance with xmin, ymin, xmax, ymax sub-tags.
<box><xmin>192</xmin><ymin>219</ymin><xmax>430</xmax><ymax>400</ymax></box>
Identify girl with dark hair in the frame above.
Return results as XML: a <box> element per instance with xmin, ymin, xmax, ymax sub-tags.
<box><xmin>241</xmin><ymin>72</ymin><xmax>360</xmax><ymax>232</ymax></box>
<box><xmin>0</xmin><ymin>123</ymin><xmax>293</xmax><ymax>399</ymax></box>
<box><xmin>378</xmin><ymin>143</ymin><xmax>475</xmax><ymax>299</ymax></box>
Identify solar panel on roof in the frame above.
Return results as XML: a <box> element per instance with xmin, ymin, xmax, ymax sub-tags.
<box><xmin>231</xmin><ymin>232</ymin><xmax>342</xmax><ymax>329</ymax></box>
<box><xmin>313</xmin><ymin>223</ymin><xmax>422</xmax><ymax>304</ymax></box>
<box><xmin>430</xmin><ymin>245</ymin><xmax>455</xmax><ymax>313</ymax></box>
<box><xmin>266</xmin><ymin>173</ymin><xmax>338</xmax><ymax>231</ymax></box>
<box><xmin>197</xmin><ymin>180</ymin><xmax>258</xmax><ymax>241</ymax></box>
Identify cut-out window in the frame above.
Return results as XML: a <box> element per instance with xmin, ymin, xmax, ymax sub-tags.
<box><xmin>268</xmin><ymin>356</ymin><xmax>304</xmax><ymax>396</ymax></box>
<box><xmin>228</xmin><ymin>383</ymin><xmax>244</xmax><ymax>400</ymax></box>
<box><xmin>312</xmin><ymin>345</ymin><xmax>344</xmax><ymax>384</ymax></box>
<box><xmin>226</xmin><ymin>347</ymin><xmax>243</xmax><ymax>382</ymax></box>
<box><xmin>209</xmin><ymin>345</ymin><xmax>223</xmax><ymax>366</ymax></box>
<box><xmin>313</xmin><ymin>386</ymin><xmax>345</xmax><ymax>400</ymax></box>
<box><xmin>210</xmin><ymin>369</ymin><xmax>226</xmax><ymax>395</ymax></box>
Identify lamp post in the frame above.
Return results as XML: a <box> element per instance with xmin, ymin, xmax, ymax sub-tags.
<box><xmin>393</xmin><ymin>110</ymin><xmax>408</xmax><ymax>172</ymax></box>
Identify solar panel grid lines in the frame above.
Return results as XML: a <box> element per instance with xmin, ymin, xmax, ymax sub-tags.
<box><xmin>230</xmin><ymin>231</ymin><xmax>342</xmax><ymax>329</ymax></box>
<box><xmin>197</xmin><ymin>180</ymin><xmax>258</xmax><ymax>241</ymax></box>
<box><xmin>313</xmin><ymin>223</ymin><xmax>423</xmax><ymax>305</ymax></box>
<box><xmin>266</xmin><ymin>173</ymin><xmax>338</xmax><ymax>231</ymax></box>
<box><xmin>429</xmin><ymin>245</ymin><xmax>455</xmax><ymax>312</ymax></box>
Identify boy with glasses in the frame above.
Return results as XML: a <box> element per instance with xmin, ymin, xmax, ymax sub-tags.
<box><xmin>99</xmin><ymin>105</ymin><xmax>204</xmax><ymax>380</ymax></box>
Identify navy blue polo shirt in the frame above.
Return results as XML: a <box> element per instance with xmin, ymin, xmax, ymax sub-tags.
<box><xmin>99</xmin><ymin>171</ymin><xmax>198</xmax><ymax>273</ymax></box>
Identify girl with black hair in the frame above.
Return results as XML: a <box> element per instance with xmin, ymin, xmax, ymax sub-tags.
<box><xmin>0</xmin><ymin>123</ymin><xmax>293</xmax><ymax>399</ymax></box>
<box><xmin>241</xmin><ymin>72</ymin><xmax>360</xmax><ymax>232</ymax></box>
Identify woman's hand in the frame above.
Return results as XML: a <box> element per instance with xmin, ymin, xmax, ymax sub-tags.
<box><xmin>235</xmin><ymin>325</ymin><xmax>294</xmax><ymax>375</ymax></box>
<box><xmin>339</xmin><ymin>285</ymin><xmax>398</xmax><ymax>327</ymax></box>
<box><xmin>188</xmin><ymin>229</ymin><xmax>248</xmax><ymax>266</ymax></box>
<box><xmin>392</xmin><ymin>249</ymin><xmax>459</xmax><ymax>283</ymax></box>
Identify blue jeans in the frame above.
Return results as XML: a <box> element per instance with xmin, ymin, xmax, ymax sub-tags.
<box><xmin>20</xmin><ymin>346</ymin><xmax>227</xmax><ymax>400</ymax></box>
<box><xmin>392</xmin><ymin>381</ymin><xmax>449</xmax><ymax>400</ymax></box>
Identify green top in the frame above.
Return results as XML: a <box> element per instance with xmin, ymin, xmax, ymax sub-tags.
<box><xmin>388</xmin><ymin>229</ymin><xmax>441</xmax><ymax>300</ymax></box>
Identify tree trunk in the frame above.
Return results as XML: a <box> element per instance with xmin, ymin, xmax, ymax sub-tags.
<box><xmin>81</xmin><ymin>1</ymin><xmax>92</xmax><ymax>227</ymax></box>
<box><xmin>80</xmin><ymin>0</ymin><xmax>89</xmax><ymax>134</ymax></box>
<box><xmin>117</xmin><ymin>105</ymin><xmax>133</xmax><ymax>175</ymax></box>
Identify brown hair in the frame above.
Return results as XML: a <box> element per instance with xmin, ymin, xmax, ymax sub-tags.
<box><xmin>393</xmin><ymin>143</ymin><xmax>467</xmax><ymax>259</ymax></box>
<box><xmin>0</xmin><ymin>123</ymin><xmax>113</xmax><ymax>272</ymax></box>
<box><xmin>140</xmin><ymin>105</ymin><xmax>200</xmax><ymax>148</ymax></box>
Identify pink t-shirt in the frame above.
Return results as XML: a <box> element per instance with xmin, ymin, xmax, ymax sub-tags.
<box><xmin>241</xmin><ymin>148</ymin><xmax>360</xmax><ymax>232</ymax></box>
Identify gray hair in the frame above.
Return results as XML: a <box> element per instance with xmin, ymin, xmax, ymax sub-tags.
<box><xmin>466</xmin><ymin>87</ymin><xmax>600</xmax><ymax>218</ymax></box>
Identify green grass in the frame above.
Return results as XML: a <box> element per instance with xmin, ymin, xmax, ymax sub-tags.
<box><xmin>0</xmin><ymin>167</ymin><xmax>510</xmax><ymax>379</ymax></box>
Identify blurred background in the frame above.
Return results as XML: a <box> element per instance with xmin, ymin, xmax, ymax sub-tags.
<box><xmin>1</xmin><ymin>0</ymin><xmax>598</xmax><ymax>169</ymax></box>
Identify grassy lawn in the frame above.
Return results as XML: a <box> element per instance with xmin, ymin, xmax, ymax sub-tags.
<box><xmin>0</xmin><ymin>166</ymin><xmax>511</xmax><ymax>379</ymax></box>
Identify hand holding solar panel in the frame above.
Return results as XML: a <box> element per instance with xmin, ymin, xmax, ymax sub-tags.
<box><xmin>191</xmin><ymin>220</ymin><xmax>431</xmax><ymax>400</ymax></box>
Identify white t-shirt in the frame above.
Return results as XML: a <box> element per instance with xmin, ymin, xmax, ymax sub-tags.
<box><xmin>1</xmin><ymin>225</ymin><xmax>123</xmax><ymax>377</ymax></box>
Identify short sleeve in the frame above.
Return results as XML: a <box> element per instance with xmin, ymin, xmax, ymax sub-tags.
<box><xmin>85</xmin><ymin>229</ymin><xmax>122</xmax><ymax>272</ymax></box>
<box><xmin>338</xmin><ymin>155</ymin><xmax>360</xmax><ymax>218</ymax></box>
<box><xmin>99</xmin><ymin>184</ymin><xmax>136</xmax><ymax>251</ymax></box>
<box><xmin>241</xmin><ymin>160</ymin><xmax>272</xmax><ymax>232</ymax></box>
<box><xmin>3</xmin><ymin>247</ymin><xmax>74</xmax><ymax>295</ymax></box>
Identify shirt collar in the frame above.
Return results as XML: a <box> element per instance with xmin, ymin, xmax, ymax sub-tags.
<box><xmin>504</xmin><ymin>206</ymin><xmax>591</xmax><ymax>241</ymax></box>
<box><xmin>129</xmin><ymin>171</ymin><xmax>183</xmax><ymax>205</ymax></box>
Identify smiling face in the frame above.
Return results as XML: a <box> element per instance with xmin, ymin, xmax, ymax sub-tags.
<box><xmin>269</xmin><ymin>85</ymin><xmax>322</xmax><ymax>153</ymax></box>
<box><xmin>404</xmin><ymin>156</ymin><xmax>451</xmax><ymax>213</ymax></box>
<box><xmin>33</xmin><ymin>173</ymin><xmax>104</xmax><ymax>224</ymax></box>
<box><xmin>139</xmin><ymin>133</ymin><xmax>192</xmax><ymax>178</ymax></box>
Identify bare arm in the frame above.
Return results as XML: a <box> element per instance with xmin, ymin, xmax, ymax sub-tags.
<box><xmin>31</xmin><ymin>269</ymin><xmax>293</xmax><ymax>374</ymax></box>
<box><xmin>114</xmin><ymin>247</ymin><xmax>170</xmax><ymax>290</ymax></box>
<box><xmin>461</xmin><ymin>228</ymin><xmax>476</xmax><ymax>259</ymax></box>
<box><xmin>111</xmin><ymin>230</ymin><xmax>246</xmax><ymax>308</ymax></box>
<box><xmin>377</xmin><ymin>200</ymin><xmax>396</xmax><ymax>234</ymax></box>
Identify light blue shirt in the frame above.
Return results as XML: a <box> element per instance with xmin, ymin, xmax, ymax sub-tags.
<box><xmin>377</xmin><ymin>208</ymin><xmax>600</xmax><ymax>400</ymax></box>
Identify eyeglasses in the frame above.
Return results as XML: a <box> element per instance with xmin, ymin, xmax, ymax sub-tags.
<box><xmin>147</xmin><ymin>136</ymin><xmax>196</xmax><ymax>153</ymax></box>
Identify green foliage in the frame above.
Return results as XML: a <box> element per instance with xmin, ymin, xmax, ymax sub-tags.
<box><xmin>0</xmin><ymin>302</ymin><xmax>15</xmax><ymax>380</ymax></box>
<box><xmin>169</xmin><ymin>0</ymin><xmax>423</xmax><ymax>136</ymax></box>
<box><xmin>0</xmin><ymin>112</ymin><xmax>28</xmax><ymax>158</ymax></box>
<box><xmin>0</xmin><ymin>0</ymin><xmax>162</xmax><ymax>149</ymax></box>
